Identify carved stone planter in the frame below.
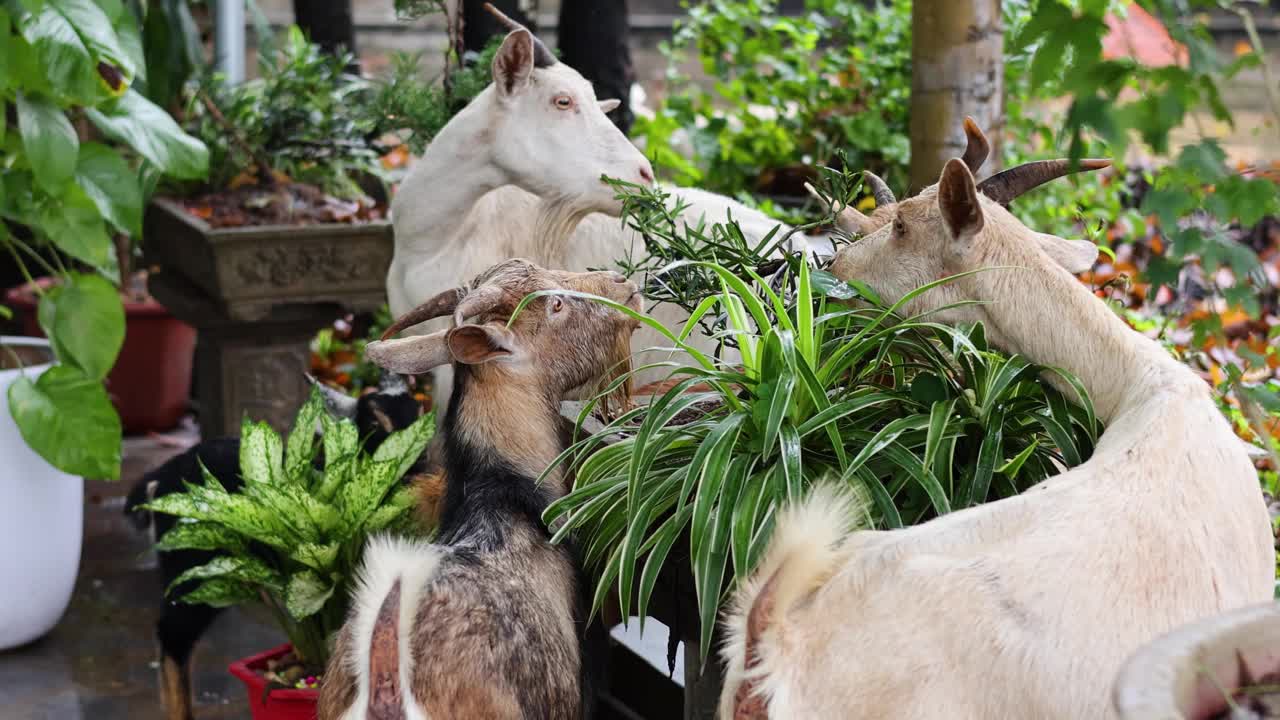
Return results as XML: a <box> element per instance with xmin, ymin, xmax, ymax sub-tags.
<box><xmin>143</xmin><ymin>198</ymin><xmax>392</xmax><ymax>437</ymax></box>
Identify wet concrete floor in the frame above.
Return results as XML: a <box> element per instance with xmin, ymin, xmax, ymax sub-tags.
<box><xmin>0</xmin><ymin>419</ymin><xmax>283</xmax><ymax>720</ymax></box>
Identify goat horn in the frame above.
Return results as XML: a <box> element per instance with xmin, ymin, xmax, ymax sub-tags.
<box><xmin>452</xmin><ymin>285</ymin><xmax>506</xmax><ymax>327</ymax></box>
<box><xmin>977</xmin><ymin>158</ymin><xmax>1112</xmax><ymax>206</ymax></box>
<box><xmin>380</xmin><ymin>287</ymin><xmax>468</xmax><ymax>340</ymax></box>
<box><xmin>863</xmin><ymin>171</ymin><xmax>896</xmax><ymax>207</ymax></box>
<box><xmin>483</xmin><ymin>3</ymin><xmax>557</xmax><ymax>68</ymax></box>
<box><xmin>961</xmin><ymin>116</ymin><xmax>991</xmax><ymax>173</ymax></box>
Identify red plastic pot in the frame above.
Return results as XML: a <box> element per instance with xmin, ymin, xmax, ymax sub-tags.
<box><xmin>4</xmin><ymin>277</ymin><xmax>196</xmax><ymax>435</ymax></box>
<box><xmin>228</xmin><ymin>644</ymin><xmax>319</xmax><ymax>720</ymax></box>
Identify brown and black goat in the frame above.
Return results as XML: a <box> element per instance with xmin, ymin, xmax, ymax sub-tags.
<box><xmin>318</xmin><ymin>258</ymin><xmax>641</xmax><ymax>720</ymax></box>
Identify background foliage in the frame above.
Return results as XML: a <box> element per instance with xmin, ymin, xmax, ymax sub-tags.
<box><xmin>1</xmin><ymin>0</ymin><xmax>209</xmax><ymax>479</ymax></box>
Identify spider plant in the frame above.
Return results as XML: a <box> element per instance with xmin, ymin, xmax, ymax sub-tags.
<box><xmin>538</xmin><ymin>258</ymin><xmax>1101</xmax><ymax>661</ymax></box>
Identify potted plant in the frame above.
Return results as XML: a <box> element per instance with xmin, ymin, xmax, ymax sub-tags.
<box><xmin>1113</xmin><ymin>603</ymin><xmax>1280</xmax><ymax>720</ymax></box>
<box><xmin>0</xmin><ymin>0</ymin><xmax>209</xmax><ymax>479</ymax></box>
<box><xmin>141</xmin><ymin>385</ymin><xmax>435</xmax><ymax>718</ymax></box>
<box><xmin>5</xmin><ymin>254</ymin><xmax>198</xmax><ymax>435</ymax></box>
<box><xmin>0</xmin><ymin>337</ymin><xmax>83</xmax><ymax>650</ymax></box>
<box><xmin>548</xmin><ymin>177</ymin><xmax>1100</xmax><ymax>674</ymax></box>
<box><xmin>139</xmin><ymin>25</ymin><xmax>497</xmax><ymax>436</ymax></box>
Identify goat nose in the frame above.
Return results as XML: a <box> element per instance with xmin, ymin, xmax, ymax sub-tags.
<box><xmin>638</xmin><ymin>162</ymin><xmax>654</xmax><ymax>186</ymax></box>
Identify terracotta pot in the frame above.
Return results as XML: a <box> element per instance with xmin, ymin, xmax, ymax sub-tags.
<box><xmin>228</xmin><ymin>644</ymin><xmax>319</xmax><ymax>720</ymax></box>
<box><xmin>1113</xmin><ymin>602</ymin><xmax>1280</xmax><ymax>720</ymax></box>
<box><xmin>4</xmin><ymin>277</ymin><xmax>196</xmax><ymax>434</ymax></box>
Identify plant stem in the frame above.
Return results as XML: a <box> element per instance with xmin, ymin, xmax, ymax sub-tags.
<box><xmin>198</xmin><ymin>90</ymin><xmax>278</xmax><ymax>188</ymax></box>
<box><xmin>2</xmin><ymin>238</ymin><xmax>45</xmax><ymax>296</ymax></box>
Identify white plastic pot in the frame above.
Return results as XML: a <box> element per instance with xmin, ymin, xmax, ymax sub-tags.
<box><xmin>0</xmin><ymin>337</ymin><xmax>83</xmax><ymax>650</ymax></box>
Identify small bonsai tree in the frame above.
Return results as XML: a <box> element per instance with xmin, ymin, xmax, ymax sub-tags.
<box><xmin>142</xmin><ymin>387</ymin><xmax>434</xmax><ymax>669</ymax></box>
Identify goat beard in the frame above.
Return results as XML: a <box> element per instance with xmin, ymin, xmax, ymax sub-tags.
<box><xmin>567</xmin><ymin>331</ymin><xmax>635</xmax><ymax>423</ymax></box>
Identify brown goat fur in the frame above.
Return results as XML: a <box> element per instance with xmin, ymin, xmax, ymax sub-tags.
<box><xmin>319</xmin><ymin>259</ymin><xmax>640</xmax><ymax>720</ymax></box>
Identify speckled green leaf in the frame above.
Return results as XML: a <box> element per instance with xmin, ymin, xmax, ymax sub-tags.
<box><xmin>285</xmin><ymin>387</ymin><xmax>324</xmax><ymax>484</ymax></box>
<box><xmin>166</xmin><ymin>556</ymin><xmax>282</xmax><ymax>595</ymax></box>
<box><xmin>154</xmin><ymin>520</ymin><xmax>247</xmax><ymax>554</ymax></box>
<box><xmin>370</xmin><ymin>411</ymin><xmax>434</xmax><ymax>480</ymax></box>
<box><xmin>180</xmin><ymin>578</ymin><xmax>259</xmax><ymax>608</ymax></box>
<box><xmin>240</xmin><ymin>420</ymin><xmax>283</xmax><ymax>485</ymax></box>
<box><xmin>321</xmin><ymin>412</ymin><xmax>359</xmax><ymax>464</ymax></box>
<box><xmin>291</xmin><ymin>542</ymin><xmax>340</xmax><ymax>572</ymax></box>
<box><xmin>285</xmin><ymin>571</ymin><xmax>334</xmax><ymax>620</ymax></box>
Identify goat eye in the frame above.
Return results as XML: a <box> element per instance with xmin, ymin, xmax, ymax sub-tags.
<box><xmin>893</xmin><ymin>219</ymin><xmax>906</xmax><ymax>236</ymax></box>
<box><xmin>553</xmin><ymin>95</ymin><xmax>574</xmax><ymax>110</ymax></box>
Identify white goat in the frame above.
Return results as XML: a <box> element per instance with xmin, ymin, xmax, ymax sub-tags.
<box><xmin>388</xmin><ymin>7</ymin><xmax>820</xmax><ymax>413</ymax></box>
<box><xmin>718</xmin><ymin>157</ymin><xmax>1274</xmax><ymax>719</ymax></box>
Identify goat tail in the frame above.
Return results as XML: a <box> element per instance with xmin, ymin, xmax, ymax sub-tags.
<box><xmin>719</xmin><ymin>481</ymin><xmax>867</xmax><ymax>720</ymax></box>
<box><xmin>344</xmin><ymin>535</ymin><xmax>441</xmax><ymax>720</ymax></box>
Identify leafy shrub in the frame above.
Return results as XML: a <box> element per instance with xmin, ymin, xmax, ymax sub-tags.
<box><xmin>634</xmin><ymin>0</ymin><xmax>912</xmax><ymax>195</ymax></box>
<box><xmin>1</xmin><ymin>0</ymin><xmax>209</xmax><ymax>479</ymax></box>
<box><xmin>142</xmin><ymin>387</ymin><xmax>435</xmax><ymax>667</ymax></box>
<box><xmin>550</xmin><ymin>184</ymin><xmax>1098</xmax><ymax>658</ymax></box>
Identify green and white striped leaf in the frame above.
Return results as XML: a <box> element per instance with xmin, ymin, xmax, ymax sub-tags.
<box><xmin>285</xmin><ymin>387</ymin><xmax>324</xmax><ymax>484</ymax></box>
<box><xmin>180</xmin><ymin>578</ymin><xmax>259</xmax><ymax>608</ymax></box>
<box><xmin>166</xmin><ymin>556</ymin><xmax>282</xmax><ymax>595</ymax></box>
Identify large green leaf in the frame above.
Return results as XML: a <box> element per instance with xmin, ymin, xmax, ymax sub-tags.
<box><xmin>285</xmin><ymin>571</ymin><xmax>335</xmax><ymax>620</ymax></box>
<box><xmin>75</xmin><ymin>142</ymin><xmax>142</xmax><ymax>237</ymax></box>
<box><xmin>37</xmin><ymin>273</ymin><xmax>124</xmax><ymax>381</ymax></box>
<box><xmin>33</xmin><ymin>184</ymin><xmax>115</xmax><ymax>276</ymax></box>
<box><xmin>16</xmin><ymin>92</ymin><xmax>77</xmax><ymax>195</ymax></box>
<box><xmin>19</xmin><ymin>4</ymin><xmax>100</xmax><ymax>102</ymax></box>
<box><xmin>47</xmin><ymin>0</ymin><xmax>137</xmax><ymax>77</ymax></box>
<box><xmin>86</xmin><ymin>89</ymin><xmax>208</xmax><ymax>179</ymax></box>
<box><xmin>8</xmin><ymin>365</ymin><xmax>121</xmax><ymax>479</ymax></box>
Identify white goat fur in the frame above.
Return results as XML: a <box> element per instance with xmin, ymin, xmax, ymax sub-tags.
<box><xmin>718</xmin><ymin>160</ymin><xmax>1274</xmax><ymax>719</ymax></box>
<box><xmin>388</xmin><ymin>30</ymin><xmax>824</xmax><ymax>413</ymax></box>
<box><xmin>339</xmin><ymin>535</ymin><xmax>440</xmax><ymax>720</ymax></box>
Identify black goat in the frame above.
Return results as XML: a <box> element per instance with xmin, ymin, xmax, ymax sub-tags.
<box><xmin>124</xmin><ymin>372</ymin><xmax>427</xmax><ymax>720</ymax></box>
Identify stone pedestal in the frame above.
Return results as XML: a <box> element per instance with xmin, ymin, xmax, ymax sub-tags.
<box><xmin>144</xmin><ymin>199</ymin><xmax>393</xmax><ymax>438</ymax></box>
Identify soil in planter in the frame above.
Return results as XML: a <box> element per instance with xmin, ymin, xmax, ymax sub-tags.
<box><xmin>174</xmin><ymin>182</ymin><xmax>386</xmax><ymax>229</ymax></box>
<box><xmin>259</xmin><ymin>649</ymin><xmax>324</xmax><ymax>692</ymax></box>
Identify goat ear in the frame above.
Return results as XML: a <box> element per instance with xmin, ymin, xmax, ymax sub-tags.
<box><xmin>1034</xmin><ymin>233</ymin><xmax>1100</xmax><ymax>274</ymax></box>
<box><xmin>364</xmin><ymin>330</ymin><xmax>452</xmax><ymax>375</ymax></box>
<box><xmin>598</xmin><ymin>98</ymin><xmax>621</xmax><ymax>113</ymax></box>
<box><xmin>937</xmin><ymin>158</ymin><xmax>985</xmax><ymax>243</ymax></box>
<box><xmin>447</xmin><ymin>324</ymin><xmax>516</xmax><ymax>365</ymax></box>
<box><xmin>493</xmin><ymin>29</ymin><xmax>535</xmax><ymax>98</ymax></box>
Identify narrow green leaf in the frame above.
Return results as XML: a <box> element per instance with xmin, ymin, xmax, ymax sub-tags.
<box><xmin>154</xmin><ymin>520</ymin><xmax>248</xmax><ymax>554</ymax></box>
<box><xmin>239</xmin><ymin>420</ymin><xmax>283</xmax><ymax>485</ymax></box>
<box><xmin>179</xmin><ymin>578</ymin><xmax>258</xmax><ymax>608</ymax></box>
